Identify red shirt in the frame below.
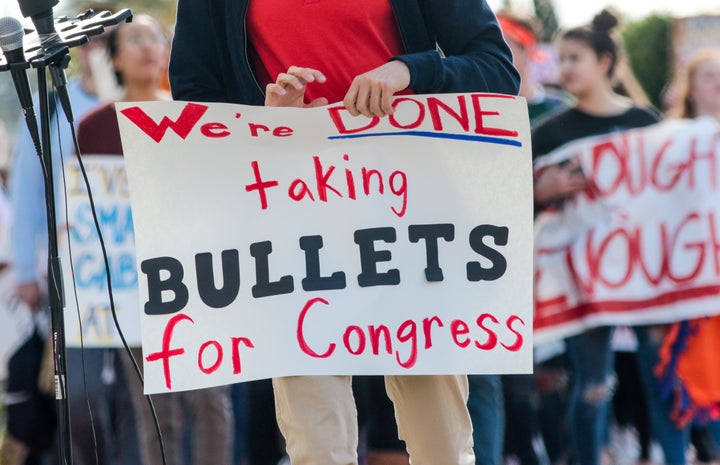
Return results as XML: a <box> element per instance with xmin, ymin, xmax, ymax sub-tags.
<box><xmin>247</xmin><ymin>0</ymin><xmax>406</xmax><ymax>104</ymax></box>
<box><xmin>77</xmin><ymin>103</ymin><xmax>123</xmax><ymax>155</ymax></box>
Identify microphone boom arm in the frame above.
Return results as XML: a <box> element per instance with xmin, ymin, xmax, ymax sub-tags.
<box><xmin>0</xmin><ymin>8</ymin><xmax>132</xmax><ymax>71</ymax></box>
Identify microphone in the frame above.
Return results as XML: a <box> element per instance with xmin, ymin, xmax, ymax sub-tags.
<box><xmin>18</xmin><ymin>0</ymin><xmax>60</xmax><ymax>49</ymax></box>
<box><xmin>0</xmin><ymin>16</ymin><xmax>41</xmax><ymax>152</ymax></box>
<box><xmin>17</xmin><ymin>0</ymin><xmax>74</xmax><ymax>123</ymax></box>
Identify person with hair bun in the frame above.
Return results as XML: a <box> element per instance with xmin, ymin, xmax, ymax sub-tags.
<box><xmin>530</xmin><ymin>9</ymin><xmax>699</xmax><ymax>465</ymax></box>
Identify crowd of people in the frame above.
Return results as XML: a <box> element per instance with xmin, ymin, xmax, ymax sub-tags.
<box><xmin>0</xmin><ymin>1</ymin><xmax>719</xmax><ymax>465</ymax></box>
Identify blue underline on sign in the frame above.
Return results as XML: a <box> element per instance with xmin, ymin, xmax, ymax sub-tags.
<box><xmin>328</xmin><ymin>131</ymin><xmax>522</xmax><ymax>147</ymax></box>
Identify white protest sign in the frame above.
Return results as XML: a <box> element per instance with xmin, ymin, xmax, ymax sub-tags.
<box><xmin>116</xmin><ymin>94</ymin><xmax>533</xmax><ymax>394</ymax></box>
<box><xmin>534</xmin><ymin>117</ymin><xmax>720</xmax><ymax>343</ymax></box>
<box><xmin>60</xmin><ymin>156</ymin><xmax>141</xmax><ymax>347</ymax></box>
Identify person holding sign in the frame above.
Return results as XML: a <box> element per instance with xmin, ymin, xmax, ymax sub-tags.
<box><xmin>169</xmin><ymin>2</ymin><xmax>520</xmax><ymax>465</ymax></box>
<box><xmin>529</xmin><ymin>10</ymin><xmax>710</xmax><ymax>465</ymax></box>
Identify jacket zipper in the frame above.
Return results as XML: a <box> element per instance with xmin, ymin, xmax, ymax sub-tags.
<box><xmin>241</xmin><ymin>0</ymin><xmax>265</xmax><ymax>97</ymax></box>
<box><xmin>390</xmin><ymin>0</ymin><xmax>408</xmax><ymax>53</ymax></box>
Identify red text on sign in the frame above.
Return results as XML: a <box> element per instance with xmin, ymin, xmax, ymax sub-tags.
<box><xmin>145</xmin><ymin>313</ymin><xmax>255</xmax><ymax>390</ymax></box>
<box><xmin>296</xmin><ymin>297</ymin><xmax>525</xmax><ymax>369</ymax></box>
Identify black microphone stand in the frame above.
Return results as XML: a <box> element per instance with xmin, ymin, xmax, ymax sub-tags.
<box><xmin>0</xmin><ymin>8</ymin><xmax>132</xmax><ymax>464</ymax></box>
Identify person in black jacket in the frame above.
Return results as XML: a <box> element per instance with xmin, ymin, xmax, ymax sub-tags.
<box><xmin>169</xmin><ymin>2</ymin><xmax>520</xmax><ymax>465</ymax></box>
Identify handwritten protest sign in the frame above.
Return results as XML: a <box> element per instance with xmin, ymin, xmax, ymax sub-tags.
<box><xmin>116</xmin><ymin>94</ymin><xmax>533</xmax><ymax>393</ymax></box>
<box><xmin>60</xmin><ymin>156</ymin><xmax>141</xmax><ymax>347</ymax></box>
<box><xmin>534</xmin><ymin>117</ymin><xmax>720</xmax><ymax>343</ymax></box>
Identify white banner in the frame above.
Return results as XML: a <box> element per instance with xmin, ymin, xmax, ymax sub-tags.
<box><xmin>61</xmin><ymin>156</ymin><xmax>141</xmax><ymax>347</ymax></box>
<box><xmin>116</xmin><ymin>94</ymin><xmax>534</xmax><ymax>393</ymax></box>
<box><xmin>534</xmin><ymin>117</ymin><xmax>720</xmax><ymax>343</ymax></box>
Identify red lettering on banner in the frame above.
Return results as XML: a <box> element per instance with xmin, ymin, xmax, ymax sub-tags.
<box><xmin>314</xmin><ymin>156</ymin><xmax>342</xmax><ymax>201</ymax></box>
<box><xmin>567</xmin><ymin>211</ymin><xmax>717</xmax><ymax>295</ymax></box>
<box><xmin>231</xmin><ymin>337</ymin><xmax>255</xmax><ymax>374</ymax></box>
<box><xmin>145</xmin><ymin>313</ymin><xmax>256</xmax><ymax>390</ymax></box>
<box><xmin>710</xmin><ymin>212</ymin><xmax>720</xmax><ymax>275</ymax></box>
<box><xmin>200</xmin><ymin>122</ymin><xmax>230</xmax><ymax>138</ymax></box>
<box><xmin>255</xmin><ymin>155</ymin><xmax>409</xmax><ymax>217</ymax></box>
<box><xmin>388</xmin><ymin>98</ymin><xmax>425</xmax><ymax>129</ymax></box>
<box><xmin>593</xmin><ymin>134</ymin><xmax>637</xmax><ymax>197</ymax></box>
<box><xmin>288</xmin><ymin>179</ymin><xmax>315</xmax><ymax>201</ymax></box>
<box><xmin>245</xmin><ymin>160</ymin><xmax>279</xmax><ymax>210</ymax></box>
<box><xmin>427</xmin><ymin>96</ymin><xmax>469</xmax><ymax>132</ymax></box>
<box><xmin>451</xmin><ymin>320</ymin><xmax>472</xmax><ymax>348</ymax></box>
<box><xmin>396</xmin><ymin>319</ymin><xmax>418</xmax><ymax>368</ymax></box>
<box><xmin>198</xmin><ymin>340</ymin><xmax>223</xmax><ymax>374</ymax></box>
<box><xmin>423</xmin><ymin>316</ymin><xmax>444</xmax><ymax>349</ymax></box>
<box><xmin>248</xmin><ymin>123</ymin><xmax>270</xmax><ymax>136</ymax></box>
<box><xmin>146</xmin><ymin>313</ymin><xmax>193</xmax><ymax>389</ymax></box>
<box><xmin>687</xmin><ymin>136</ymin><xmax>718</xmax><ymax>191</ymax></box>
<box><xmin>145</xmin><ymin>304</ymin><xmax>526</xmax><ymax>387</ymax></box>
<box><xmin>369</xmin><ymin>325</ymin><xmax>392</xmax><ymax>355</ymax></box>
<box><xmin>501</xmin><ymin>315</ymin><xmax>525</xmax><ymax>352</ymax></box>
<box><xmin>589</xmin><ymin>133</ymin><xmax>719</xmax><ymax>198</ymax></box>
<box><xmin>120</xmin><ymin>103</ymin><xmax>209</xmax><ymax>143</ymax></box>
<box><xmin>295</xmin><ymin>298</ymin><xmax>525</xmax><ymax>368</ymax></box>
<box><xmin>475</xmin><ymin>313</ymin><xmax>500</xmax><ymax>350</ymax></box>
<box><xmin>344</xmin><ymin>326</ymin><xmax>366</xmax><ymax>355</ymax></box>
<box><xmin>248</xmin><ymin>123</ymin><xmax>295</xmax><ymax>138</ymax></box>
<box><xmin>327</xmin><ymin>94</ymin><xmax>519</xmax><ymax>139</ymax></box>
<box><xmin>650</xmin><ymin>139</ymin><xmax>680</xmax><ymax>192</ymax></box>
<box><xmin>470</xmin><ymin>94</ymin><xmax>519</xmax><ymax>137</ymax></box>
<box><xmin>297</xmin><ymin>297</ymin><xmax>336</xmax><ymax>358</ymax></box>
<box><xmin>664</xmin><ymin>213</ymin><xmax>705</xmax><ymax>283</ymax></box>
<box><xmin>328</xmin><ymin>106</ymin><xmax>380</xmax><ymax>134</ymax></box>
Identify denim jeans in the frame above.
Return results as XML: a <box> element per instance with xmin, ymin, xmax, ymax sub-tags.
<box><xmin>565</xmin><ymin>327</ymin><xmax>615</xmax><ymax>465</ymax></box>
<box><xmin>568</xmin><ymin>325</ymin><xmax>717</xmax><ymax>465</ymax></box>
<box><xmin>633</xmin><ymin>325</ymin><xmax>690</xmax><ymax>465</ymax></box>
<box><xmin>467</xmin><ymin>374</ymin><xmax>505</xmax><ymax>465</ymax></box>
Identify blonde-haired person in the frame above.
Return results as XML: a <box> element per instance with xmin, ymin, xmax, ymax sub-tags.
<box><xmin>76</xmin><ymin>15</ymin><xmax>233</xmax><ymax>465</ymax></box>
<box><xmin>667</xmin><ymin>48</ymin><xmax>720</xmax><ymax>120</ymax></box>
<box><xmin>652</xmin><ymin>47</ymin><xmax>720</xmax><ymax>465</ymax></box>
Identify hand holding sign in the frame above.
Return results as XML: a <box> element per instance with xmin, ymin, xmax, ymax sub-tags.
<box><xmin>534</xmin><ymin>159</ymin><xmax>587</xmax><ymax>204</ymax></box>
<box><xmin>343</xmin><ymin>60</ymin><xmax>411</xmax><ymax>118</ymax></box>
<box><xmin>265</xmin><ymin>66</ymin><xmax>329</xmax><ymax>109</ymax></box>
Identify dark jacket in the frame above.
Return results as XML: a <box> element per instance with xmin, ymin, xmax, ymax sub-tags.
<box><xmin>169</xmin><ymin>0</ymin><xmax>520</xmax><ymax>105</ymax></box>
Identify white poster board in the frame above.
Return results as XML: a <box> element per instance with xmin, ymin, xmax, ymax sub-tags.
<box><xmin>116</xmin><ymin>94</ymin><xmax>534</xmax><ymax>393</ymax></box>
<box><xmin>534</xmin><ymin>117</ymin><xmax>720</xmax><ymax>343</ymax></box>
<box><xmin>61</xmin><ymin>155</ymin><xmax>141</xmax><ymax>347</ymax></box>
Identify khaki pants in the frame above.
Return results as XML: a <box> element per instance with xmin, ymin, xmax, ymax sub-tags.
<box><xmin>273</xmin><ymin>375</ymin><xmax>475</xmax><ymax>465</ymax></box>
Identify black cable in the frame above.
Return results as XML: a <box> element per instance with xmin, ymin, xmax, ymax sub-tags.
<box><xmin>54</xmin><ymin>94</ymin><xmax>101</xmax><ymax>465</ymax></box>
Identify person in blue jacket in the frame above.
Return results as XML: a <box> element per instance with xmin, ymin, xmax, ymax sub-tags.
<box><xmin>169</xmin><ymin>2</ymin><xmax>520</xmax><ymax>465</ymax></box>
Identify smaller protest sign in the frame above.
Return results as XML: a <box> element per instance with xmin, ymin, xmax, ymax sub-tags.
<box><xmin>60</xmin><ymin>155</ymin><xmax>141</xmax><ymax>348</ymax></box>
